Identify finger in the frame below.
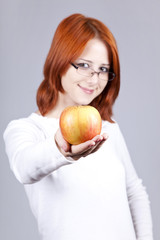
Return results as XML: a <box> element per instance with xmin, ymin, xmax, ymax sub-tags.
<box><xmin>70</xmin><ymin>144</ymin><xmax>97</xmax><ymax>160</ymax></box>
<box><xmin>71</xmin><ymin>133</ymin><xmax>108</xmax><ymax>155</ymax></box>
<box><xmin>85</xmin><ymin>134</ymin><xmax>108</xmax><ymax>155</ymax></box>
<box><xmin>61</xmin><ymin>137</ymin><xmax>102</xmax><ymax>160</ymax></box>
<box><xmin>101</xmin><ymin>133</ymin><xmax>109</xmax><ymax>140</ymax></box>
<box><xmin>91</xmin><ymin>134</ymin><xmax>103</xmax><ymax>142</ymax></box>
<box><xmin>90</xmin><ymin>133</ymin><xmax>108</xmax><ymax>150</ymax></box>
<box><xmin>67</xmin><ymin>134</ymin><xmax>109</xmax><ymax>160</ymax></box>
<box><xmin>71</xmin><ymin>139</ymin><xmax>96</xmax><ymax>155</ymax></box>
<box><xmin>91</xmin><ymin>133</ymin><xmax>108</xmax><ymax>142</ymax></box>
<box><xmin>72</xmin><ymin>135</ymin><xmax>108</xmax><ymax>158</ymax></box>
<box><xmin>90</xmin><ymin>137</ymin><xmax>108</xmax><ymax>154</ymax></box>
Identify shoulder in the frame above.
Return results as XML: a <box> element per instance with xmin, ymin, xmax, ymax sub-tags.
<box><xmin>3</xmin><ymin>113</ymin><xmax>59</xmax><ymax>141</ymax></box>
<box><xmin>101</xmin><ymin>118</ymin><xmax>126</xmax><ymax>148</ymax></box>
<box><xmin>4</xmin><ymin>113</ymin><xmax>39</xmax><ymax>130</ymax></box>
<box><xmin>3</xmin><ymin>113</ymin><xmax>43</xmax><ymax>140</ymax></box>
<box><xmin>102</xmin><ymin>118</ymin><xmax>121</xmax><ymax>136</ymax></box>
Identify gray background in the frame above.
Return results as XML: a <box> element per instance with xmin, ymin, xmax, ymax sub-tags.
<box><xmin>0</xmin><ymin>0</ymin><xmax>159</xmax><ymax>239</ymax></box>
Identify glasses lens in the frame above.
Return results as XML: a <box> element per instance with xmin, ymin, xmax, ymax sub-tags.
<box><xmin>77</xmin><ymin>68</ymin><xmax>92</xmax><ymax>77</ymax></box>
<box><xmin>77</xmin><ymin>67</ymin><xmax>115</xmax><ymax>81</ymax></box>
<box><xmin>109</xmin><ymin>72</ymin><xmax>115</xmax><ymax>81</ymax></box>
<box><xmin>99</xmin><ymin>72</ymin><xmax>116</xmax><ymax>81</ymax></box>
<box><xmin>99</xmin><ymin>72</ymin><xmax>108</xmax><ymax>81</ymax></box>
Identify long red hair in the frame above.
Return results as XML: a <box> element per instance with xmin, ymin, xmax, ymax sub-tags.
<box><xmin>36</xmin><ymin>13</ymin><xmax>120</xmax><ymax>122</ymax></box>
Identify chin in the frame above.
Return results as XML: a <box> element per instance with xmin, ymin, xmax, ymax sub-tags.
<box><xmin>73</xmin><ymin>97</ymin><xmax>93</xmax><ymax>106</ymax></box>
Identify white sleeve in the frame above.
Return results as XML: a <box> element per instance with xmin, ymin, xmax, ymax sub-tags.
<box><xmin>3</xmin><ymin>119</ymin><xmax>74</xmax><ymax>184</ymax></box>
<box><xmin>115</xmin><ymin>123</ymin><xmax>153</xmax><ymax>240</ymax></box>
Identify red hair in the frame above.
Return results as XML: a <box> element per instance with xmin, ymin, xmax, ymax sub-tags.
<box><xmin>36</xmin><ymin>13</ymin><xmax>120</xmax><ymax>122</ymax></box>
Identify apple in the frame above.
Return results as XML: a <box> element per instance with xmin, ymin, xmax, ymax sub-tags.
<box><xmin>59</xmin><ymin>105</ymin><xmax>102</xmax><ymax>145</ymax></box>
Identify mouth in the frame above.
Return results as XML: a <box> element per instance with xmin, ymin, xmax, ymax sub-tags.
<box><xmin>78</xmin><ymin>84</ymin><xmax>94</xmax><ymax>94</ymax></box>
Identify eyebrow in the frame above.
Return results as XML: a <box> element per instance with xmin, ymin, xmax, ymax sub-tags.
<box><xmin>78</xmin><ymin>58</ymin><xmax>110</xmax><ymax>66</ymax></box>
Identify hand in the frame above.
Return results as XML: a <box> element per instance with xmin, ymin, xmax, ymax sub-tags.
<box><xmin>55</xmin><ymin>128</ymin><xmax>109</xmax><ymax>160</ymax></box>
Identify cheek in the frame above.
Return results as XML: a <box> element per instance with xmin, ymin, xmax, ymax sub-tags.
<box><xmin>98</xmin><ymin>81</ymin><xmax>108</xmax><ymax>93</ymax></box>
<box><xmin>61</xmin><ymin>70</ymin><xmax>80</xmax><ymax>88</ymax></box>
<box><xmin>61</xmin><ymin>73</ymin><xmax>71</xmax><ymax>90</ymax></box>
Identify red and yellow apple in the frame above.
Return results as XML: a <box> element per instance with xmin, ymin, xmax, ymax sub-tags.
<box><xmin>59</xmin><ymin>105</ymin><xmax>102</xmax><ymax>145</ymax></box>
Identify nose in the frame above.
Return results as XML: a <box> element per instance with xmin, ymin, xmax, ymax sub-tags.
<box><xmin>86</xmin><ymin>72</ymin><xmax>99</xmax><ymax>85</ymax></box>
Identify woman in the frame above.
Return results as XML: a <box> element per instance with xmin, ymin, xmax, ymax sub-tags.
<box><xmin>3</xmin><ymin>13</ymin><xmax>153</xmax><ymax>240</ymax></box>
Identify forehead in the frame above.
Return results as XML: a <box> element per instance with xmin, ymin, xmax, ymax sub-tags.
<box><xmin>77</xmin><ymin>38</ymin><xmax>110</xmax><ymax>64</ymax></box>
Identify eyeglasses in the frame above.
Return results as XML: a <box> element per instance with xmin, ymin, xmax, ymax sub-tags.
<box><xmin>71</xmin><ymin>63</ymin><xmax>116</xmax><ymax>81</ymax></box>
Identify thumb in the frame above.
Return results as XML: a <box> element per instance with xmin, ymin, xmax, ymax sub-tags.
<box><xmin>55</xmin><ymin>128</ymin><xmax>70</xmax><ymax>152</ymax></box>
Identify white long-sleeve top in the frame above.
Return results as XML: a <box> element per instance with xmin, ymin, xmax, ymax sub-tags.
<box><xmin>3</xmin><ymin>113</ymin><xmax>153</xmax><ymax>240</ymax></box>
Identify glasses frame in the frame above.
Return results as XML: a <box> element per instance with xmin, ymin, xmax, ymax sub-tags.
<box><xmin>71</xmin><ymin>63</ymin><xmax>116</xmax><ymax>81</ymax></box>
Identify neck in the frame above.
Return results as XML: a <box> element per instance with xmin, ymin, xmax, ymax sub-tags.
<box><xmin>41</xmin><ymin>91</ymin><xmax>77</xmax><ymax>119</ymax></box>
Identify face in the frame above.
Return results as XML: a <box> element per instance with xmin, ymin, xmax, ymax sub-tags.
<box><xmin>60</xmin><ymin>38</ymin><xmax>110</xmax><ymax>107</ymax></box>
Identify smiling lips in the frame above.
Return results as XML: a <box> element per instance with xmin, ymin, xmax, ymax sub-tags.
<box><xmin>78</xmin><ymin>85</ymin><xmax>94</xmax><ymax>94</ymax></box>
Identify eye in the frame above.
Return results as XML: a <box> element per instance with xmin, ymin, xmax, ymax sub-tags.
<box><xmin>100</xmin><ymin>67</ymin><xmax>109</xmax><ymax>72</ymax></box>
<box><xmin>77</xmin><ymin>63</ymin><xmax>90</xmax><ymax>69</ymax></box>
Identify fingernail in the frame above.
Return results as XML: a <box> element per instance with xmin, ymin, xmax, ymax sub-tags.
<box><xmin>96</xmin><ymin>136</ymin><xmax>103</xmax><ymax>142</ymax></box>
<box><xmin>104</xmin><ymin>135</ymin><xmax>109</xmax><ymax>140</ymax></box>
<box><xmin>89</xmin><ymin>142</ymin><xmax>95</xmax><ymax>147</ymax></box>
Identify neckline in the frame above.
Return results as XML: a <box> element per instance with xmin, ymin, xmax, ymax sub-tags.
<box><xmin>31</xmin><ymin>112</ymin><xmax>109</xmax><ymax>126</ymax></box>
<box><xmin>31</xmin><ymin>112</ymin><xmax>59</xmax><ymax>121</ymax></box>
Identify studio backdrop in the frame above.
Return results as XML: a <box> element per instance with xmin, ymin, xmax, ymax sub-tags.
<box><xmin>0</xmin><ymin>0</ymin><xmax>160</xmax><ymax>240</ymax></box>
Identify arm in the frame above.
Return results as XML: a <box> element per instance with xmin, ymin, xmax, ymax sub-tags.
<box><xmin>3</xmin><ymin>119</ymin><xmax>74</xmax><ymax>184</ymax></box>
<box><xmin>4</xmin><ymin>118</ymin><xmax>108</xmax><ymax>185</ymax></box>
<box><xmin>115</xmin><ymin>123</ymin><xmax>153</xmax><ymax>240</ymax></box>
